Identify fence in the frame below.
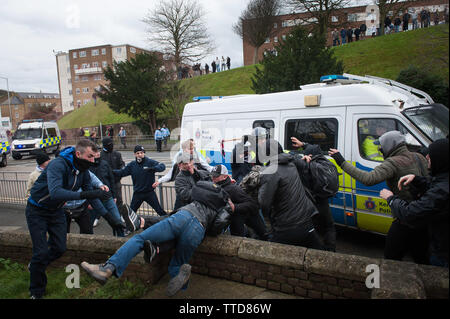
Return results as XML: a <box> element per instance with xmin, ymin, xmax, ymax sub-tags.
<box><xmin>0</xmin><ymin>172</ymin><xmax>176</xmax><ymax>216</ymax></box>
<box><xmin>60</xmin><ymin>135</ymin><xmax>178</xmax><ymax>150</ymax></box>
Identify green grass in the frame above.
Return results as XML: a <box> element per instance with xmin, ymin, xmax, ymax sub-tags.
<box><xmin>331</xmin><ymin>24</ymin><xmax>449</xmax><ymax>84</ymax></box>
<box><xmin>57</xmin><ymin>99</ymin><xmax>135</xmax><ymax>130</ymax></box>
<box><xmin>57</xmin><ymin>25</ymin><xmax>449</xmax><ymax>129</ymax></box>
<box><xmin>0</xmin><ymin>258</ymin><xmax>149</xmax><ymax>299</ymax></box>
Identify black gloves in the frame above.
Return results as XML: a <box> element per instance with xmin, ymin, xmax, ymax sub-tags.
<box><xmin>80</xmin><ymin>189</ymin><xmax>112</xmax><ymax>201</ymax></box>
<box><xmin>330</xmin><ymin>151</ymin><xmax>346</xmax><ymax>166</ymax></box>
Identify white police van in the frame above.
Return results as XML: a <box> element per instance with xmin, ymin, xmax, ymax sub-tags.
<box><xmin>180</xmin><ymin>73</ymin><xmax>449</xmax><ymax>235</ymax></box>
<box><xmin>0</xmin><ymin>128</ymin><xmax>10</xmax><ymax>167</ymax></box>
<box><xmin>11</xmin><ymin>119</ymin><xmax>62</xmax><ymax>160</ymax></box>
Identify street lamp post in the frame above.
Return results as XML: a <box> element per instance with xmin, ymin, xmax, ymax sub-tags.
<box><xmin>0</xmin><ymin>75</ymin><xmax>12</xmax><ymax>129</ymax></box>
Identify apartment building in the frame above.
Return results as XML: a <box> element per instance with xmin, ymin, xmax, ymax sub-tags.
<box><xmin>0</xmin><ymin>92</ymin><xmax>61</xmax><ymax>129</ymax></box>
<box><xmin>243</xmin><ymin>0</ymin><xmax>449</xmax><ymax>66</ymax></box>
<box><xmin>56</xmin><ymin>44</ymin><xmax>159</xmax><ymax>114</ymax></box>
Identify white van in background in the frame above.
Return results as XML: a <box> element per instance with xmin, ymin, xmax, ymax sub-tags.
<box><xmin>180</xmin><ymin>74</ymin><xmax>449</xmax><ymax>235</ymax></box>
<box><xmin>11</xmin><ymin>120</ymin><xmax>61</xmax><ymax>160</ymax></box>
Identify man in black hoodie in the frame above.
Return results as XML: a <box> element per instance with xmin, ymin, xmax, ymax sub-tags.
<box><xmin>258</xmin><ymin>140</ymin><xmax>323</xmax><ymax>249</ymax></box>
<box><xmin>381</xmin><ymin>138</ymin><xmax>449</xmax><ymax>267</ymax></box>
<box><xmin>100</xmin><ymin>137</ymin><xmax>125</xmax><ymax>205</ymax></box>
<box><xmin>211</xmin><ymin>164</ymin><xmax>268</xmax><ymax>240</ymax></box>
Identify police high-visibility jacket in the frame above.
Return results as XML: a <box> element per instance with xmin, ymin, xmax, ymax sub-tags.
<box><xmin>362</xmin><ymin>136</ymin><xmax>384</xmax><ymax>162</ymax></box>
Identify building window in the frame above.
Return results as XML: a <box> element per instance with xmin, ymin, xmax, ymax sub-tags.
<box><xmin>74</xmin><ymin>64</ymin><xmax>78</xmax><ymax>70</ymax></box>
<box><xmin>102</xmin><ymin>61</ymin><xmax>108</xmax><ymax>68</ymax></box>
<box><xmin>82</xmin><ymin>63</ymin><xmax>90</xmax><ymax>69</ymax></box>
<box><xmin>74</xmin><ymin>76</ymin><xmax>79</xmax><ymax>82</ymax></box>
<box><xmin>348</xmin><ymin>13</ymin><xmax>358</xmax><ymax>22</ymax></box>
<box><xmin>79</xmin><ymin>51</ymin><xmax>86</xmax><ymax>57</ymax></box>
<box><xmin>274</xmin><ymin>36</ymin><xmax>278</xmax><ymax>43</ymax></box>
<box><xmin>265</xmin><ymin>37</ymin><xmax>270</xmax><ymax>43</ymax></box>
<box><xmin>73</xmin><ymin>52</ymin><xmax>77</xmax><ymax>59</ymax></box>
<box><xmin>92</xmin><ymin>49</ymin><xmax>99</xmax><ymax>56</ymax></box>
<box><xmin>93</xmin><ymin>62</ymin><xmax>99</xmax><ymax>67</ymax></box>
<box><xmin>130</xmin><ymin>47</ymin><xmax>136</xmax><ymax>53</ymax></box>
<box><xmin>15</xmin><ymin>112</ymin><xmax>19</xmax><ymax>119</ymax></box>
<box><xmin>76</xmin><ymin>88</ymin><xmax>80</xmax><ymax>94</ymax></box>
<box><xmin>69</xmin><ymin>90</ymin><xmax>72</xmax><ymax>95</ymax></box>
<box><xmin>93</xmin><ymin>74</ymin><xmax>102</xmax><ymax>81</ymax></box>
<box><xmin>81</xmin><ymin>76</ymin><xmax>88</xmax><ymax>82</ymax></box>
<box><xmin>282</xmin><ymin>20</ymin><xmax>288</xmax><ymax>27</ymax></box>
<box><xmin>82</xmin><ymin>88</ymin><xmax>89</xmax><ymax>93</ymax></box>
<box><xmin>332</xmin><ymin>16</ymin><xmax>338</xmax><ymax>22</ymax></box>
<box><xmin>285</xmin><ymin>118</ymin><xmax>339</xmax><ymax>154</ymax></box>
<box><xmin>274</xmin><ymin>22</ymin><xmax>278</xmax><ymax>28</ymax></box>
<box><xmin>68</xmin><ymin>78</ymin><xmax>72</xmax><ymax>84</ymax></box>
<box><xmin>116</xmin><ymin>47</ymin><xmax>122</xmax><ymax>54</ymax></box>
<box><xmin>282</xmin><ymin>34</ymin><xmax>287</xmax><ymax>40</ymax></box>
<box><xmin>101</xmin><ymin>48</ymin><xmax>106</xmax><ymax>55</ymax></box>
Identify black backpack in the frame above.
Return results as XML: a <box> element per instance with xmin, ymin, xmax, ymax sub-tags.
<box><xmin>191</xmin><ymin>181</ymin><xmax>230</xmax><ymax>211</ymax></box>
<box><xmin>308</xmin><ymin>154</ymin><xmax>339</xmax><ymax>199</ymax></box>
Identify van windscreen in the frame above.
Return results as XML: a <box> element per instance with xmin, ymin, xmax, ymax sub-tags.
<box><xmin>402</xmin><ymin>104</ymin><xmax>449</xmax><ymax>142</ymax></box>
<box><xmin>13</xmin><ymin>128</ymin><xmax>42</xmax><ymax>140</ymax></box>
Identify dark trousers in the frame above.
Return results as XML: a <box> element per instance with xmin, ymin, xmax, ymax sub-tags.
<box><xmin>156</xmin><ymin>140</ymin><xmax>162</xmax><ymax>152</ymax></box>
<box><xmin>270</xmin><ymin>223</ymin><xmax>324</xmax><ymax>250</ymax></box>
<box><xmin>384</xmin><ymin>219</ymin><xmax>429</xmax><ymax>264</ymax></box>
<box><xmin>115</xmin><ymin>182</ymin><xmax>123</xmax><ymax>206</ymax></box>
<box><xmin>312</xmin><ymin>198</ymin><xmax>336</xmax><ymax>252</ymax></box>
<box><xmin>65</xmin><ymin>207</ymin><xmax>93</xmax><ymax>234</ymax></box>
<box><xmin>25</xmin><ymin>203</ymin><xmax>67</xmax><ymax>298</ymax></box>
<box><xmin>130</xmin><ymin>191</ymin><xmax>167</xmax><ymax>216</ymax></box>
<box><xmin>230</xmin><ymin>211</ymin><xmax>268</xmax><ymax>240</ymax></box>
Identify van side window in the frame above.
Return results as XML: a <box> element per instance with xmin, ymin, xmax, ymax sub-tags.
<box><xmin>285</xmin><ymin>118</ymin><xmax>338</xmax><ymax>154</ymax></box>
<box><xmin>43</xmin><ymin>130</ymin><xmax>48</xmax><ymax>139</ymax></box>
<box><xmin>358</xmin><ymin>118</ymin><xmax>423</xmax><ymax>162</ymax></box>
<box><xmin>47</xmin><ymin>128</ymin><xmax>57</xmax><ymax>138</ymax></box>
<box><xmin>253</xmin><ymin>120</ymin><xmax>275</xmax><ymax>139</ymax></box>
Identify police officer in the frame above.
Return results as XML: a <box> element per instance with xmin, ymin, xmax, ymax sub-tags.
<box><xmin>361</xmin><ymin>121</ymin><xmax>387</xmax><ymax>162</ymax></box>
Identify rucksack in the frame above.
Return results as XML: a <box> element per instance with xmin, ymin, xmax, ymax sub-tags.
<box><xmin>191</xmin><ymin>181</ymin><xmax>230</xmax><ymax>211</ymax></box>
<box><xmin>308</xmin><ymin>154</ymin><xmax>339</xmax><ymax>199</ymax></box>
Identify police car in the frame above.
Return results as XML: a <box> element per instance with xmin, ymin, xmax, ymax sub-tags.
<box><xmin>0</xmin><ymin>128</ymin><xmax>10</xmax><ymax>167</ymax></box>
<box><xmin>180</xmin><ymin>73</ymin><xmax>449</xmax><ymax>235</ymax></box>
<box><xmin>11</xmin><ymin>119</ymin><xmax>62</xmax><ymax>160</ymax></box>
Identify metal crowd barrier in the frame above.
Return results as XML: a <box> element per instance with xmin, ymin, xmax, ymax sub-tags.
<box><xmin>0</xmin><ymin>173</ymin><xmax>176</xmax><ymax>216</ymax></box>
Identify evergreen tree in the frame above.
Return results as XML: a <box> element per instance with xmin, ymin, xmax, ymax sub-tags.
<box><xmin>251</xmin><ymin>26</ymin><xmax>343</xmax><ymax>94</ymax></box>
<box><xmin>97</xmin><ymin>53</ymin><xmax>168</xmax><ymax>133</ymax></box>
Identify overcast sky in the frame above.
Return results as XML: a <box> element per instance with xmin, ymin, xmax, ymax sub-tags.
<box><xmin>0</xmin><ymin>0</ymin><xmax>252</xmax><ymax>94</ymax></box>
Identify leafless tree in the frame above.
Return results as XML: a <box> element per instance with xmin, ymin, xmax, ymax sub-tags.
<box><xmin>285</xmin><ymin>0</ymin><xmax>351</xmax><ymax>36</ymax></box>
<box><xmin>142</xmin><ymin>0</ymin><xmax>215</xmax><ymax>69</ymax></box>
<box><xmin>233</xmin><ymin>0</ymin><xmax>282</xmax><ymax>65</ymax></box>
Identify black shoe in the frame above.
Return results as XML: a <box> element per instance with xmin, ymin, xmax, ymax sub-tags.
<box><xmin>143</xmin><ymin>240</ymin><xmax>157</xmax><ymax>263</ymax></box>
<box><xmin>166</xmin><ymin>264</ymin><xmax>191</xmax><ymax>297</ymax></box>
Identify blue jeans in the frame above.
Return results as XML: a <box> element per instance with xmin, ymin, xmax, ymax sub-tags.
<box><xmin>107</xmin><ymin>210</ymin><xmax>205</xmax><ymax>278</ymax></box>
<box><xmin>341</xmin><ymin>36</ymin><xmax>346</xmax><ymax>44</ymax></box>
<box><xmin>26</xmin><ymin>203</ymin><xmax>67</xmax><ymax>297</ymax></box>
<box><xmin>90</xmin><ymin>198</ymin><xmax>125</xmax><ymax>237</ymax></box>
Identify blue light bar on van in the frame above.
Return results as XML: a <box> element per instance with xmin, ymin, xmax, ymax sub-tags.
<box><xmin>320</xmin><ymin>75</ymin><xmax>349</xmax><ymax>82</ymax></box>
<box><xmin>22</xmin><ymin>119</ymin><xmax>43</xmax><ymax>123</ymax></box>
<box><xmin>192</xmin><ymin>96</ymin><xmax>223</xmax><ymax>102</ymax></box>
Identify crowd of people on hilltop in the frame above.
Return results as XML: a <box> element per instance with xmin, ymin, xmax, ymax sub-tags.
<box><xmin>177</xmin><ymin>56</ymin><xmax>232</xmax><ymax>79</ymax></box>
<box><xmin>331</xmin><ymin>6</ymin><xmax>449</xmax><ymax>47</ymax></box>
<box><xmin>24</xmin><ymin>122</ymin><xmax>448</xmax><ymax>298</ymax></box>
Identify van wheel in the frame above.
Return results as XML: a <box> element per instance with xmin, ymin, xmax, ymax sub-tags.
<box><xmin>12</xmin><ymin>153</ymin><xmax>22</xmax><ymax>160</ymax></box>
<box><xmin>53</xmin><ymin>145</ymin><xmax>60</xmax><ymax>154</ymax></box>
<box><xmin>0</xmin><ymin>154</ymin><xmax>7</xmax><ymax>167</ymax></box>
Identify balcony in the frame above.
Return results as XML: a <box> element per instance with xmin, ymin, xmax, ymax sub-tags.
<box><xmin>74</xmin><ymin>67</ymin><xmax>103</xmax><ymax>75</ymax></box>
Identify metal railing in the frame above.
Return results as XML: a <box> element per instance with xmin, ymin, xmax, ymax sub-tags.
<box><xmin>60</xmin><ymin>135</ymin><xmax>178</xmax><ymax>150</ymax></box>
<box><xmin>0</xmin><ymin>173</ymin><xmax>176</xmax><ymax>216</ymax></box>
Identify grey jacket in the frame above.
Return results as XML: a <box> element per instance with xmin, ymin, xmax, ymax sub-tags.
<box><xmin>174</xmin><ymin>169</ymin><xmax>211</xmax><ymax>209</ymax></box>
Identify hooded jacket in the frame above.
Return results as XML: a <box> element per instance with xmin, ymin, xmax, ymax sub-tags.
<box><xmin>100</xmin><ymin>143</ymin><xmax>125</xmax><ymax>184</ymax></box>
<box><xmin>28</xmin><ymin>146</ymin><xmax>95</xmax><ymax>211</ymax></box>
<box><xmin>258</xmin><ymin>153</ymin><xmax>317</xmax><ymax>232</ymax></box>
<box><xmin>174</xmin><ymin>168</ymin><xmax>211</xmax><ymax>209</ymax></box>
<box><xmin>338</xmin><ymin>131</ymin><xmax>429</xmax><ymax>200</ymax></box>
<box><xmin>89</xmin><ymin>158</ymin><xmax>117</xmax><ymax>198</ymax></box>
<box><xmin>216</xmin><ymin>176</ymin><xmax>258</xmax><ymax>216</ymax></box>
<box><xmin>387</xmin><ymin>138</ymin><xmax>449</xmax><ymax>263</ymax></box>
<box><xmin>113</xmin><ymin>156</ymin><xmax>165</xmax><ymax>193</ymax></box>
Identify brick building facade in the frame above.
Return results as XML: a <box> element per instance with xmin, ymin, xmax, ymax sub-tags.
<box><xmin>56</xmin><ymin>44</ymin><xmax>169</xmax><ymax>114</ymax></box>
<box><xmin>0</xmin><ymin>92</ymin><xmax>61</xmax><ymax>129</ymax></box>
<box><xmin>243</xmin><ymin>0</ymin><xmax>449</xmax><ymax>66</ymax></box>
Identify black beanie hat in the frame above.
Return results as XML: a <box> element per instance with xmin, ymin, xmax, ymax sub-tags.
<box><xmin>102</xmin><ymin>137</ymin><xmax>113</xmax><ymax>146</ymax></box>
<box><xmin>134</xmin><ymin>145</ymin><xmax>145</xmax><ymax>153</ymax></box>
<box><xmin>36</xmin><ymin>152</ymin><xmax>50</xmax><ymax>166</ymax></box>
<box><xmin>428</xmin><ymin>138</ymin><xmax>449</xmax><ymax>176</ymax></box>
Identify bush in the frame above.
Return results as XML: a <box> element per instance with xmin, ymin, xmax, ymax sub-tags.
<box><xmin>396</xmin><ymin>65</ymin><xmax>449</xmax><ymax>107</ymax></box>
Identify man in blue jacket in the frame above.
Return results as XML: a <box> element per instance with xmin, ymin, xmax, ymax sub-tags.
<box><xmin>114</xmin><ymin>145</ymin><xmax>167</xmax><ymax>219</ymax></box>
<box><xmin>26</xmin><ymin>139</ymin><xmax>116</xmax><ymax>299</ymax></box>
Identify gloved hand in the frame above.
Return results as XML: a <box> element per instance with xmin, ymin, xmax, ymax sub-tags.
<box><xmin>329</xmin><ymin>151</ymin><xmax>346</xmax><ymax>166</ymax></box>
<box><xmin>80</xmin><ymin>189</ymin><xmax>112</xmax><ymax>201</ymax></box>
